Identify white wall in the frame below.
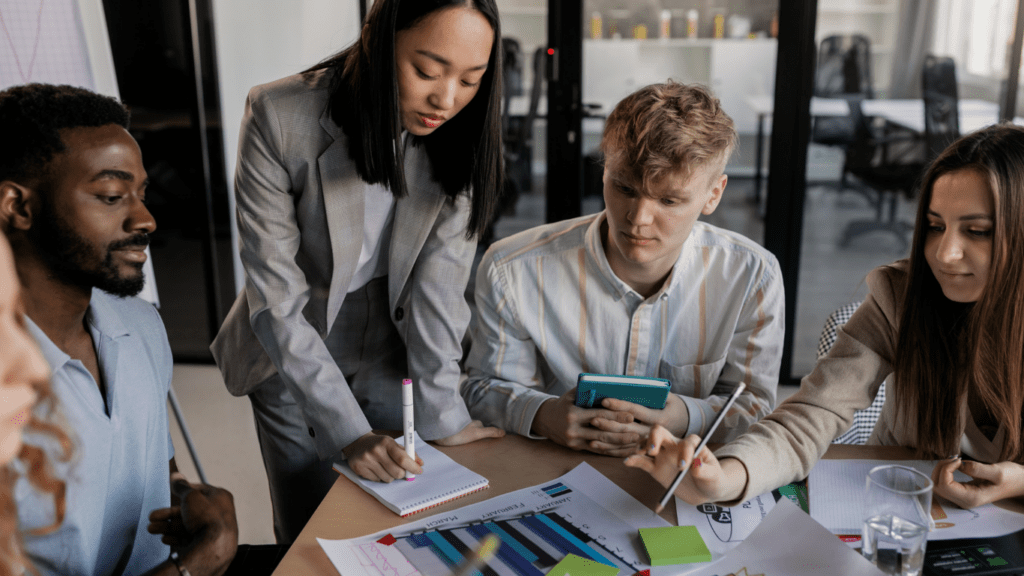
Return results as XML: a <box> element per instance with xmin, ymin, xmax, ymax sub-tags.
<box><xmin>212</xmin><ymin>0</ymin><xmax>361</xmax><ymax>292</ymax></box>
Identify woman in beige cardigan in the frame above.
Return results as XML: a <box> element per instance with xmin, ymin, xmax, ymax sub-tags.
<box><xmin>627</xmin><ymin>123</ymin><xmax>1024</xmax><ymax>510</ymax></box>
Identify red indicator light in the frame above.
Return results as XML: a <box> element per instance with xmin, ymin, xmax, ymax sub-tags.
<box><xmin>547</xmin><ymin>48</ymin><xmax>555</xmax><ymax>55</ymax></box>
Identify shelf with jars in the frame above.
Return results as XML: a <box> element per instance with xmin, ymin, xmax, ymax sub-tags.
<box><xmin>583</xmin><ymin>37</ymin><xmax>777</xmax><ymax>133</ymax></box>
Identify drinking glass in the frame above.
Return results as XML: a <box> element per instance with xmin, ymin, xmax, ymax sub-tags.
<box><xmin>862</xmin><ymin>464</ymin><xmax>933</xmax><ymax>576</ymax></box>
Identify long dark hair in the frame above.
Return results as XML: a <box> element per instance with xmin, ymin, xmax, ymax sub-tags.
<box><xmin>894</xmin><ymin>124</ymin><xmax>1024</xmax><ymax>461</ymax></box>
<box><xmin>306</xmin><ymin>0</ymin><xmax>503</xmax><ymax>239</ymax></box>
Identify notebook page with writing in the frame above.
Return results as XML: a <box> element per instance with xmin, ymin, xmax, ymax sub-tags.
<box><xmin>333</xmin><ymin>433</ymin><xmax>489</xmax><ymax>517</ymax></box>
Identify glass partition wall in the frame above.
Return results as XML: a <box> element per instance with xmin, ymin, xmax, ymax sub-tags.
<box><xmin>785</xmin><ymin>0</ymin><xmax>1024</xmax><ymax>378</ymax></box>
<box><xmin>490</xmin><ymin>0</ymin><xmax>779</xmax><ymax>244</ymax></box>
<box><xmin>491</xmin><ymin>0</ymin><xmax>1024</xmax><ymax>383</ymax></box>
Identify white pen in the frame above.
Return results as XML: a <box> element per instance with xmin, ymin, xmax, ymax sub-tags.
<box><xmin>403</xmin><ymin>378</ymin><xmax>416</xmax><ymax>481</ymax></box>
<box><xmin>655</xmin><ymin>383</ymin><xmax>746</xmax><ymax>513</ymax></box>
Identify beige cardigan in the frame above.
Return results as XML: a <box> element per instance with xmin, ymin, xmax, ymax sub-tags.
<box><xmin>716</xmin><ymin>260</ymin><xmax>1005</xmax><ymax>502</ymax></box>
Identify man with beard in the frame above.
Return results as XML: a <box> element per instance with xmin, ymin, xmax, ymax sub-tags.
<box><xmin>0</xmin><ymin>84</ymin><xmax>238</xmax><ymax>576</ymax></box>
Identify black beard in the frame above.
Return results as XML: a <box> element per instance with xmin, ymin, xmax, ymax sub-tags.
<box><xmin>29</xmin><ymin>203</ymin><xmax>149</xmax><ymax>298</ymax></box>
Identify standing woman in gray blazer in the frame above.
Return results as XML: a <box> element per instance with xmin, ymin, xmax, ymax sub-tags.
<box><xmin>211</xmin><ymin>0</ymin><xmax>506</xmax><ymax>543</ymax></box>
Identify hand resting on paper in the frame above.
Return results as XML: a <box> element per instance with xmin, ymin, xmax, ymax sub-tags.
<box><xmin>624</xmin><ymin>425</ymin><xmax>749</xmax><ymax>505</ymax></box>
<box><xmin>343</xmin><ymin>432</ymin><xmax>424</xmax><ymax>483</ymax></box>
<box><xmin>591</xmin><ymin>393</ymin><xmax>690</xmax><ymax>439</ymax></box>
<box><xmin>532</xmin><ymin>387</ymin><xmax>641</xmax><ymax>457</ymax></box>
<box><xmin>931</xmin><ymin>457</ymin><xmax>1024</xmax><ymax>509</ymax></box>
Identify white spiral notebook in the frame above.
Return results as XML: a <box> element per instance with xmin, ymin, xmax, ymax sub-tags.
<box><xmin>333</xmin><ymin>433</ymin><xmax>490</xmax><ymax>517</ymax></box>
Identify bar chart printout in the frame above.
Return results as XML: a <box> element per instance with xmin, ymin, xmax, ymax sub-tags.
<box><xmin>318</xmin><ymin>463</ymin><xmax>679</xmax><ymax>575</ymax></box>
<box><xmin>394</xmin><ymin>510</ymin><xmax>635</xmax><ymax>575</ymax></box>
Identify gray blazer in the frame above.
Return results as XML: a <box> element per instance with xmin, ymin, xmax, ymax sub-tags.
<box><xmin>211</xmin><ymin>70</ymin><xmax>475</xmax><ymax>459</ymax></box>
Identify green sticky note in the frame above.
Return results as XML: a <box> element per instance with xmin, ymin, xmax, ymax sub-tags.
<box><xmin>639</xmin><ymin>525</ymin><xmax>712</xmax><ymax>565</ymax></box>
<box><xmin>547</xmin><ymin>553</ymin><xmax>620</xmax><ymax>575</ymax></box>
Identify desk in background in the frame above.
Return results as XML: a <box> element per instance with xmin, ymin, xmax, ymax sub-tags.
<box><xmin>746</xmin><ymin>95</ymin><xmax>851</xmax><ymax>204</ymax></box>
<box><xmin>746</xmin><ymin>96</ymin><xmax>1024</xmax><ymax>205</ymax></box>
<box><xmin>271</xmin><ymin>435</ymin><xmax>1021</xmax><ymax>575</ymax></box>
<box><xmin>859</xmin><ymin>98</ymin><xmax>1023</xmax><ymax>133</ymax></box>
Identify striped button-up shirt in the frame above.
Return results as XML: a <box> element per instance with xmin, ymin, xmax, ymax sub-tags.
<box><xmin>463</xmin><ymin>212</ymin><xmax>784</xmax><ymax>442</ymax></box>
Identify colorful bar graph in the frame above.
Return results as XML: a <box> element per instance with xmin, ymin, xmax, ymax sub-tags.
<box><xmin>520</xmin><ymin>515</ymin><xmax>615</xmax><ymax>567</ymax></box>
<box><xmin>495</xmin><ymin>520</ymin><xmax>557</xmax><ymax>567</ymax></box>
<box><xmin>537</xmin><ymin>514</ymin><xmax>615</xmax><ymax>567</ymax></box>
<box><xmin>425</xmin><ymin>531</ymin><xmax>463</xmax><ymax>566</ymax></box>
<box><xmin>545</xmin><ymin>512</ymin><xmax>591</xmax><ymax>542</ymax></box>
<box><xmin>467</xmin><ymin>525</ymin><xmax>544</xmax><ymax>576</ymax></box>
<box><xmin>399</xmin><ymin>511</ymin><xmax>624</xmax><ymax>576</ymax></box>
<box><xmin>439</xmin><ymin>530</ymin><xmax>499</xmax><ymax>576</ymax></box>
<box><xmin>477</xmin><ymin>523</ymin><xmax>538</xmax><ymax>563</ymax></box>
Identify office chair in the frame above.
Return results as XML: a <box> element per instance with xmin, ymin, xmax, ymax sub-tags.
<box><xmin>922</xmin><ymin>55</ymin><xmax>960</xmax><ymax>161</ymax></box>
<box><xmin>815</xmin><ymin>301</ymin><xmax>887</xmax><ymax>445</ymax></box>
<box><xmin>812</xmin><ymin>34</ymin><xmax>874</xmax><ymax>189</ymax></box>
<box><xmin>839</xmin><ymin>99</ymin><xmax>923</xmax><ymax>248</ymax></box>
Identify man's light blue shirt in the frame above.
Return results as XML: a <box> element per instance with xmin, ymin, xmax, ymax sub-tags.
<box><xmin>16</xmin><ymin>289</ymin><xmax>173</xmax><ymax>576</ymax></box>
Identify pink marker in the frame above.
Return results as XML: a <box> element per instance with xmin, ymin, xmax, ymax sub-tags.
<box><xmin>402</xmin><ymin>379</ymin><xmax>415</xmax><ymax>480</ymax></box>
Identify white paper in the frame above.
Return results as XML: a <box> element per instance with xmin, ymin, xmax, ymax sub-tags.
<box><xmin>684</xmin><ymin>499</ymin><xmax>886</xmax><ymax>576</ymax></box>
<box><xmin>318</xmin><ymin>463</ymin><xmax>678</xmax><ymax>575</ymax></box>
<box><xmin>317</xmin><ymin>538</ymin><xmax>423</xmax><ymax>576</ymax></box>
<box><xmin>674</xmin><ymin>490</ymin><xmax>784</xmax><ymax>557</ymax></box>
<box><xmin>332</xmin><ymin>433</ymin><xmax>488</xmax><ymax>516</ymax></box>
<box><xmin>809</xmin><ymin>459</ymin><xmax>1024</xmax><ymax>541</ymax></box>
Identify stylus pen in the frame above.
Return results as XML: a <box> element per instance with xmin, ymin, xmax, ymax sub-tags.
<box><xmin>403</xmin><ymin>378</ymin><xmax>416</xmax><ymax>481</ymax></box>
<box><xmin>655</xmin><ymin>382</ymin><xmax>746</xmax><ymax>513</ymax></box>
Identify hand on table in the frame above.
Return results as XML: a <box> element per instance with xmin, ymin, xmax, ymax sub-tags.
<box><xmin>591</xmin><ymin>394</ymin><xmax>690</xmax><ymax>439</ymax></box>
<box><xmin>932</xmin><ymin>457</ymin><xmax>1024</xmax><ymax>509</ymax></box>
<box><xmin>532</xmin><ymin>388</ymin><xmax>641</xmax><ymax>457</ymax></box>
<box><xmin>146</xmin><ymin>473</ymin><xmax>238</xmax><ymax>576</ymax></box>
<box><xmin>624</xmin><ymin>425</ymin><xmax>747</xmax><ymax>505</ymax></box>
<box><xmin>343</xmin><ymin>432</ymin><xmax>424</xmax><ymax>482</ymax></box>
<box><xmin>433</xmin><ymin>420</ymin><xmax>505</xmax><ymax>446</ymax></box>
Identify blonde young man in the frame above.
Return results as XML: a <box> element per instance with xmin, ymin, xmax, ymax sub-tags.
<box><xmin>462</xmin><ymin>82</ymin><xmax>784</xmax><ymax>456</ymax></box>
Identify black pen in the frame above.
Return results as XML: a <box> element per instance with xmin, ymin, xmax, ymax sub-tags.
<box><xmin>655</xmin><ymin>383</ymin><xmax>746</xmax><ymax>513</ymax></box>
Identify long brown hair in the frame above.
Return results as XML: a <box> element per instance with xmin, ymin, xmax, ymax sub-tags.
<box><xmin>894</xmin><ymin>124</ymin><xmax>1024</xmax><ymax>461</ymax></box>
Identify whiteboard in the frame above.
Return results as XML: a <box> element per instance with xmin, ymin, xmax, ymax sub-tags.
<box><xmin>0</xmin><ymin>0</ymin><xmax>158</xmax><ymax>305</ymax></box>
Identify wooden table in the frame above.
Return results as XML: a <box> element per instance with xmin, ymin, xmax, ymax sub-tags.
<box><xmin>271</xmin><ymin>437</ymin><xmax>1022</xmax><ymax>575</ymax></box>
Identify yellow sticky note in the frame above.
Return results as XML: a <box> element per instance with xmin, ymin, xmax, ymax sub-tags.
<box><xmin>639</xmin><ymin>525</ymin><xmax>712</xmax><ymax>565</ymax></box>
<box><xmin>547</xmin><ymin>553</ymin><xmax>619</xmax><ymax>575</ymax></box>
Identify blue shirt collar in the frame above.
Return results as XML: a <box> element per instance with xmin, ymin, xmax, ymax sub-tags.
<box><xmin>23</xmin><ymin>289</ymin><xmax>132</xmax><ymax>371</ymax></box>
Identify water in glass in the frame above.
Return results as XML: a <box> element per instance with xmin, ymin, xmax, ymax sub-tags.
<box><xmin>862</xmin><ymin>513</ymin><xmax>928</xmax><ymax>576</ymax></box>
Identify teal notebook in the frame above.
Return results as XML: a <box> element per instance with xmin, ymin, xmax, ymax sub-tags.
<box><xmin>574</xmin><ymin>373</ymin><xmax>671</xmax><ymax>409</ymax></box>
